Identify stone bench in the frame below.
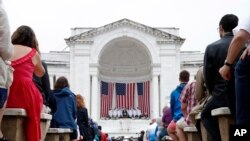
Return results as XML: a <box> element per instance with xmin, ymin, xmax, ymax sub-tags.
<box><xmin>195</xmin><ymin>112</ymin><xmax>211</xmax><ymax>141</ymax></box>
<box><xmin>2</xmin><ymin>108</ymin><xmax>27</xmax><ymax>141</ymax></box>
<box><xmin>40</xmin><ymin>113</ymin><xmax>52</xmax><ymax>141</ymax></box>
<box><xmin>45</xmin><ymin>128</ymin><xmax>72</xmax><ymax>141</ymax></box>
<box><xmin>183</xmin><ymin>126</ymin><xmax>200</xmax><ymax>141</ymax></box>
<box><xmin>211</xmin><ymin>107</ymin><xmax>234</xmax><ymax>141</ymax></box>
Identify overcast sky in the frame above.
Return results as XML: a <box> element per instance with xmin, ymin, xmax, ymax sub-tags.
<box><xmin>2</xmin><ymin>0</ymin><xmax>250</xmax><ymax>53</ymax></box>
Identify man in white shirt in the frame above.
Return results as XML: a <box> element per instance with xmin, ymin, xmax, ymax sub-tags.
<box><xmin>108</xmin><ymin>108</ymin><xmax>113</xmax><ymax>119</ymax></box>
<box><xmin>146</xmin><ymin>119</ymin><xmax>157</xmax><ymax>141</ymax></box>
<box><xmin>127</xmin><ymin>108</ymin><xmax>133</xmax><ymax>118</ymax></box>
<box><xmin>219</xmin><ymin>15</ymin><xmax>250</xmax><ymax>125</ymax></box>
<box><xmin>136</xmin><ymin>107</ymin><xmax>142</xmax><ymax>118</ymax></box>
<box><xmin>113</xmin><ymin>107</ymin><xmax>118</xmax><ymax>119</ymax></box>
<box><xmin>117</xmin><ymin>107</ymin><xmax>123</xmax><ymax>118</ymax></box>
<box><xmin>133</xmin><ymin>108</ymin><xmax>138</xmax><ymax>119</ymax></box>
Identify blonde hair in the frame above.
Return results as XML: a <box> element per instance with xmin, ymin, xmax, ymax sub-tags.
<box><xmin>76</xmin><ymin>94</ymin><xmax>85</xmax><ymax>108</ymax></box>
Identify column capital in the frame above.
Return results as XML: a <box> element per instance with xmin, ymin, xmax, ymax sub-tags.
<box><xmin>89</xmin><ymin>63</ymin><xmax>98</xmax><ymax>76</ymax></box>
<box><xmin>152</xmin><ymin>63</ymin><xmax>160</xmax><ymax>76</ymax></box>
<box><xmin>152</xmin><ymin>72</ymin><xmax>160</xmax><ymax>77</ymax></box>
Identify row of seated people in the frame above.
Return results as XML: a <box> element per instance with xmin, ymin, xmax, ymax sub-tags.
<box><xmin>107</xmin><ymin>107</ymin><xmax>149</xmax><ymax>119</ymax></box>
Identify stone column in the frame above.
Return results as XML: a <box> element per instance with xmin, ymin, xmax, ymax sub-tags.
<box><xmin>90</xmin><ymin>73</ymin><xmax>99</xmax><ymax>121</ymax></box>
<box><xmin>151</xmin><ymin>73</ymin><xmax>160</xmax><ymax>118</ymax></box>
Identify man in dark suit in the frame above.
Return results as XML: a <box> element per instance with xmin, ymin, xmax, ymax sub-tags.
<box><xmin>201</xmin><ymin>14</ymin><xmax>239</xmax><ymax>141</ymax></box>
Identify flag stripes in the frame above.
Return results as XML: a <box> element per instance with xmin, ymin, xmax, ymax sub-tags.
<box><xmin>100</xmin><ymin>81</ymin><xmax>150</xmax><ymax>118</ymax></box>
<box><xmin>115</xmin><ymin>83</ymin><xmax>135</xmax><ymax>109</ymax></box>
<box><xmin>137</xmin><ymin>81</ymin><xmax>150</xmax><ymax>117</ymax></box>
<box><xmin>100</xmin><ymin>81</ymin><xmax>114</xmax><ymax>118</ymax></box>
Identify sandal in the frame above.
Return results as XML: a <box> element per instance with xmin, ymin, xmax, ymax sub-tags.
<box><xmin>0</xmin><ymin>137</ymin><xmax>8</xmax><ymax>141</ymax></box>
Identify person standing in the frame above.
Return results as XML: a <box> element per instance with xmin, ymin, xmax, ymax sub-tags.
<box><xmin>147</xmin><ymin>119</ymin><xmax>157</xmax><ymax>141</ymax></box>
<box><xmin>176</xmin><ymin>80</ymin><xmax>197</xmax><ymax>141</ymax></box>
<box><xmin>6</xmin><ymin>25</ymin><xmax>45</xmax><ymax>141</ymax></box>
<box><xmin>160</xmin><ymin>106</ymin><xmax>171</xmax><ymax>141</ymax></box>
<box><xmin>0</xmin><ymin>1</ymin><xmax>13</xmax><ymax>140</ymax></box>
<box><xmin>201</xmin><ymin>14</ymin><xmax>239</xmax><ymax>141</ymax></box>
<box><xmin>76</xmin><ymin>94</ymin><xmax>94</xmax><ymax>141</ymax></box>
<box><xmin>167</xmin><ymin>70</ymin><xmax>189</xmax><ymax>141</ymax></box>
<box><xmin>219</xmin><ymin>15</ymin><xmax>250</xmax><ymax>125</ymax></box>
<box><xmin>49</xmin><ymin>76</ymin><xmax>77</xmax><ymax>141</ymax></box>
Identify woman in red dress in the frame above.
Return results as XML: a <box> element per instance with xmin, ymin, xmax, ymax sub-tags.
<box><xmin>6</xmin><ymin>25</ymin><xmax>45</xmax><ymax>141</ymax></box>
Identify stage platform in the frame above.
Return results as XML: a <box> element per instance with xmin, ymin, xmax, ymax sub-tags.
<box><xmin>98</xmin><ymin>118</ymin><xmax>150</xmax><ymax>137</ymax></box>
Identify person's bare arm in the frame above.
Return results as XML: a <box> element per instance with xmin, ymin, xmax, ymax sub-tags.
<box><xmin>181</xmin><ymin>102</ymin><xmax>187</xmax><ymax>116</ymax></box>
<box><xmin>226</xmin><ymin>29</ymin><xmax>250</xmax><ymax>64</ymax></box>
<box><xmin>0</xmin><ymin>5</ymin><xmax>13</xmax><ymax>60</ymax></box>
<box><xmin>33</xmin><ymin>52</ymin><xmax>45</xmax><ymax>77</ymax></box>
<box><xmin>219</xmin><ymin>29</ymin><xmax>250</xmax><ymax>80</ymax></box>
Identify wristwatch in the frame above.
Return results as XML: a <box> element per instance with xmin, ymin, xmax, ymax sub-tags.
<box><xmin>224</xmin><ymin>60</ymin><xmax>233</xmax><ymax>67</ymax></box>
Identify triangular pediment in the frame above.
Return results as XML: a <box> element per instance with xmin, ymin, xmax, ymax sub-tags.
<box><xmin>65</xmin><ymin>18</ymin><xmax>185</xmax><ymax>45</ymax></box>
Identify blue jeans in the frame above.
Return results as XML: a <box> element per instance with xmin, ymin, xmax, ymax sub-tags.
<box><xmin>235</xmin><ymin>56</ymin><xmax>250</xmax><ymax>124</ymax></box>
<box><xmin>0</xmin><ymin>88</ymin><xmax>8</xmax><ymax>108</ymax></box>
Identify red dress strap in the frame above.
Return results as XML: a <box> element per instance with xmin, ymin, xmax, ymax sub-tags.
<box><xmin>11</xmin><ymin>48</ymin><xmax>37</xmax><ymax>66</ymax></box>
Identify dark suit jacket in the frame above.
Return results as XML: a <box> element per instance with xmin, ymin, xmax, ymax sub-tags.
<box><xmin>203</xmin><ymin>32</ymin><xmax>236</xmax><ymax>114</ymax></box>
<box><xmin>33</xmin><ymin>61</ymin><xmax>51</xmax><ymax>105</ymax></box>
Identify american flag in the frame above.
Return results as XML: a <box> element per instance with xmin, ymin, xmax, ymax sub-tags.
<box><xmin>100</xmin><ymin>81</ymin><xmax>114</xmax><ymax>118</ymax></box>
<box><xmin>115</xmin><ymin>83</ymin><xmax>135</xmax><ymax>109</ymax></box>
<box><xmin>137</xmin><ymin>81</ymin><xmax>150</xmax><ymax>117</ymax></box>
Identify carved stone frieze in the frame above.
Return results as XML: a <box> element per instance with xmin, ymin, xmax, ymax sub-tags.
<box><xmin>65</xmin><ymin>18</ymin><xmax>185</xmax><ymax>45</ymax></box>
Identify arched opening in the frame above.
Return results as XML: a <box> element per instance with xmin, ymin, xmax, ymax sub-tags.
<box><xmin>98</xmin><ymin>37</ymin><xmax>152</xmax><ymax>119</ymax></box>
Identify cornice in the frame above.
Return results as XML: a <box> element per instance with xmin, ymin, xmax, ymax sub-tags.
<box><xmin>65</xmin><ymin>18</ymin><xmax>185</xmax><ymax>45</ymax></box>
<box><xmin>156</xmin><ymin>38</ymin><xmax>185</xmax><ymax>45</ymax></box>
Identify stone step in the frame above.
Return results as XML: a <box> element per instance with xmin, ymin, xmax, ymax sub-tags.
<box><xmin>45</xmin><ymin>128</ymin><xmax>72</xmax><ymax>141</ymax></box>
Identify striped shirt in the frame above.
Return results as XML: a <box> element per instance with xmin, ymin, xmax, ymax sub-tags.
<box><xmin>180</xmin><ymin>81</ymin><xmax>197</xmax><ymax>125</ymax></box>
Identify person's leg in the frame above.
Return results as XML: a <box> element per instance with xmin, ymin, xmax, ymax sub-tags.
<box><xmin>70</xmin><ymin>129</ymin><xmax>78</xmax><ymax>141</ymax></box>
<box><xmin>235</xmin><ymin>57</ymin><xmax>250</xmax><ymax>124</ymax></box>
<box><xmin>201</xmin><ymin>98</ymin><xmax>221</xmax><ymax>141</ymax></box>
<box><xmin>195</xmin><ymin>120</ymin><xmax>202</xmax><ymax>141</ymax></box>
<box><xmin>167</xmin><ymin>120</ymin><xmax>179</xmax><ymax>141</ymax></box>
<box><xmin>176</xmin><ymin>119</ymin><xmax>188</xmax><ymax>141</ymax></box>
<box><xmin>176</xmin><ymin>127</ymin><xmax>187</xmax><ymax>141</ymax></box>
<box><xmin>0</xmin><ymin>104</ymin><xmax>6</xmax><ymax>139</ymax></box>
<box><xmin>0</xmin><ymin>88</ymin><xmax>8</xmax><ymax>139</ymax></box>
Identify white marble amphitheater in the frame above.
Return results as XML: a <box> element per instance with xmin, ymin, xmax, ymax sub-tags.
<box><xmin>41</xmin><ymin>19</ymin><xmax>204</xmax><ymax>137</ymax></box>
